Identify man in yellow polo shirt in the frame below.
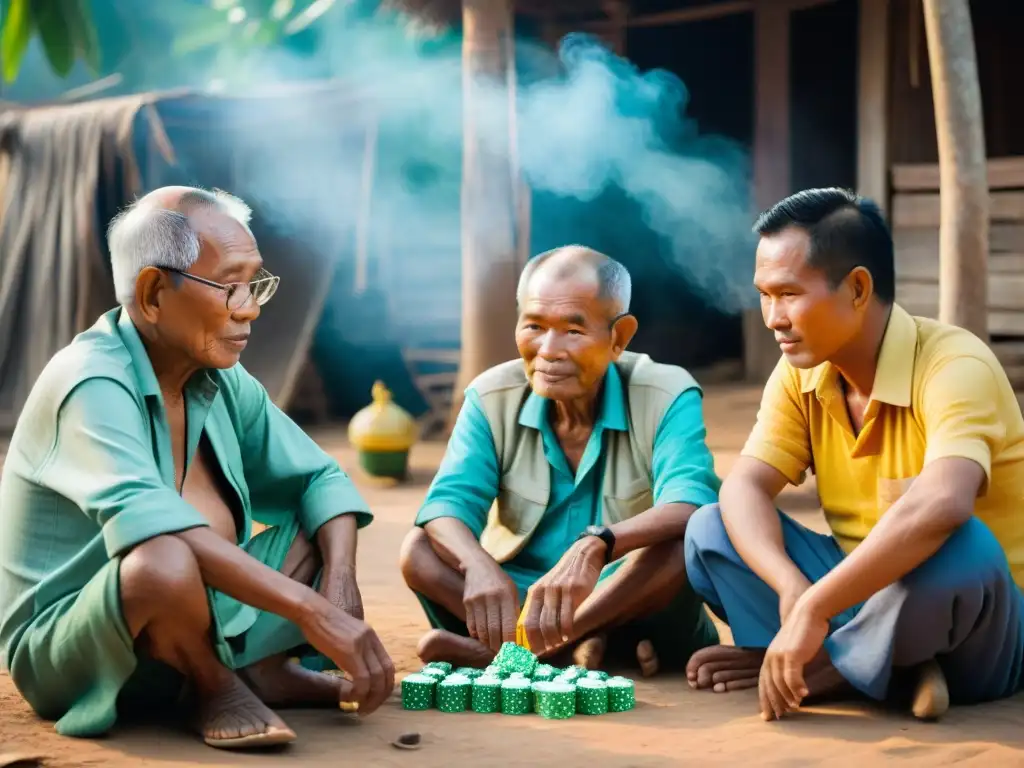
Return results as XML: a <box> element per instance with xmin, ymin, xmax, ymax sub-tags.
<box><xmin>683</xmin><ymin>187</ymin><xmax>1024</xmax><ymax>722</ymax></box>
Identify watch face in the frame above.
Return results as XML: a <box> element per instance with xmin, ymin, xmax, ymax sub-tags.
<box><xmin>586</xmin><ymin>525</ymin><xmax>603</xmax><ymax>536</ymax></box>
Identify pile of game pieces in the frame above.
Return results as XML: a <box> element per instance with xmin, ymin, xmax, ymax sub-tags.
<box><xmin>400</xmin><ymin>642</ymin><xmax>636</xmax><ymax>719</ymax></box>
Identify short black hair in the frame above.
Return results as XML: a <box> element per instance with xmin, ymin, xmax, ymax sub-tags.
<box><xmin>753</xmin><ymin>187</ymin><xmax>895</xmax><ymax>303</ymax></box>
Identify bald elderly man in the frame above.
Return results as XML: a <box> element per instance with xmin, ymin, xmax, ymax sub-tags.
<box><xmin>0</xmin><ymin>187</ymin><xmax>394</xmax><ymax>749</ymax></box>
<box><xmin>400</xmin><ymin>246</ymin><xmax>721</xmax><ymax>674</ymax></box>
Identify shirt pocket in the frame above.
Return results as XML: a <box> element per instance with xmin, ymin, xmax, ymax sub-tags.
<box><xmin>876</xmin><ymin>475</ymin><xmax>918</xmax><ymax>513</ymax></box>
<box><xmin>496</xmin><ymin>474</ymin><xmax>547</xmax><ymax>535</ymax></box>
<box><xmin>602</xmin><ymin>477</ymin><xmax>653</xmax><ymax>524</ymax></box>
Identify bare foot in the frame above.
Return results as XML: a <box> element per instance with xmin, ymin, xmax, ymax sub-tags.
<box><xmin>636</xmin><ymin>639</ymin><xmax>659</xmax><ymax>678</ymax></box>
<box><xmin>417</xmin><ymin>629</ymin><xmax>494</xmax><ymax>668</ymax></box>
<box><xmin>801</xmin><ymin>651</ymin><xmax>853</xmax><ymax>701</ymax></box>
<box><xmin>241</xmin><ymin>656</ymin><xmax>347</xmax><ymax>708</ymax></box>
<box><xmin>911</xmin><ymin>659</ymin><xmax>949</xmax><ymax>721</ymax></box>
<box><xmin>197</xmin><ymin>672</ymin><xmax>296</xmax><ymax>750</ymax></box>
<box><xmin>572</xmin><ymin>635</ymin><xmax>607</xmax><ymax>670</ymax></box>
<box><xmin>686</xmin><ymin>645</ymin><xmax>764</xmax><ymax>692</ymax></box>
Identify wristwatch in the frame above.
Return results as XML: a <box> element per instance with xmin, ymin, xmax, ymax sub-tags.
<box><xmin>576</xmin><ymin>525</ymin><xmax>616</xmax><ymax>564</ymax></box>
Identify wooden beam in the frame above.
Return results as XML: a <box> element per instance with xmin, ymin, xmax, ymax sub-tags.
<box><xmin>892</xmin><ymin>157</ymin><xmax>1024</xmax><ymax>192</ymax></box>
<box><xmin>601</xmin><ymin>0</ymin><xmax>629</xmax><ymax>55</ymax></box>
<box><xmin>897</xmin><ymin>273</ymin><xmax>1024</xmax><ymax>312</ymax></box>
<box><xmin>892</xmin><ymin>191</ymin><xmax>1024</xmax><ymax>228</ymax></box>
<box><xmin>894</xmin><ymin>223</ymin><xmax>1024</xmax><ymax>254</ymax></box>
<box><xmin>856</xmin><ymin>0</ymin><xmax>890</xmax><ymax>216</ymax></box>
<box><xmin>744</xmin><ymin>0</ymin><xmax>792</xmax><ymax>383</ymax></box>
<box><xmin>618</xmin><ymin>0</ymin><xmax>750</xmax><ymax>28</ymax></box>
<box><xmin>579</xmin><ymin>0</ymin><xmax>834</xmax><ymax>32</ymax></box>
<box><xmin>897</xmin><ymin>250</ymin><xmax>1024</xmax><ymax>281</ymax></box>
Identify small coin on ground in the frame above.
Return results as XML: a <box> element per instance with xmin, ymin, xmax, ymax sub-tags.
<box><xmin>392</xmin><ymin>732</ymin><xmax>422</xmax><ymax>750</ymax></box>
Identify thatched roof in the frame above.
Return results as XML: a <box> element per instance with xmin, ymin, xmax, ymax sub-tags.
<box><xmin>0</xmin><ymin>83</ymin><xmax>376</xmax><ymax>430</ymax></box>
<box><xmin>0</xmin><ymin>95</ymin><xmax>167</xmax><ymax>430</ymax></box>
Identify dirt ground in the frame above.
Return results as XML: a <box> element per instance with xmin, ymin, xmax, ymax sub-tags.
<box><xmin>1</xmin><ymin>385</ymin><xmax>1022</xmax><ymax>767</ymax></box>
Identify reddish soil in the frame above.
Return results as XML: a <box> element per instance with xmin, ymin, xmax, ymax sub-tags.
<box><xmin>1</xmin><ymin>385</ymin><xmax>1021</xmax><ymax>767</ymax></box>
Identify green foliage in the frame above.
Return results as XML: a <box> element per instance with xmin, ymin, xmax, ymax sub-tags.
<box><xmin>168</xmin><ymin>0</ymin><xmax>342</xmax><ymax>57</ymax></box>
<box><xmin>0</xmin><ymin>0</ymin><xmax>341</xmax><ymax>83</ymax></box>
<box><xmin>1</xmin><ymin>0</ymin><xmax>101</xmax><ymax>82</ymax></box>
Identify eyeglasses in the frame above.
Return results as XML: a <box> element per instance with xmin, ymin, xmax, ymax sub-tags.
<box><xmin>162</xmin><ymin>267</ymin><xmax>279</xmax><ymax>311</ymax></box>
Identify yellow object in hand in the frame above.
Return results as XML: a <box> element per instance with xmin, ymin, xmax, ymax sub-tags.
<box><xmin>515</xmin><ymin>594</ymin><xmax>532</xmax><ymax>651</ymax></box>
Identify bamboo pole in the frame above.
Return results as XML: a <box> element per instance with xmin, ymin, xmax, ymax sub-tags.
<box><xmin>922</xmin><ymin>0</ymin><xmax>988</xmax><ymax>339</ymax></box>
<box><xmin>353</xmin><ymin>113</ymin><xmax>379</xmax><ymax>294</ymax></box>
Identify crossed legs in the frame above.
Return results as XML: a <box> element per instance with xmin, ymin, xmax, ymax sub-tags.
<box><xmin>120</xmin><ymin>531</ymin><xmax>344</xmax><ymax>748</ymax></box>
<box><xmin>400</xmin><ymin>527</ymin><xmax>703</xmax><ymax>675</ymax></box>
<box><xmin>683</xmin><ymin>504</ymin><xmax>1024</xmax><ymax>716</ymax></box>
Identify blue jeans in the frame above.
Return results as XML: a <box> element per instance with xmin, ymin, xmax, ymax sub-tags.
<box><xmin>684</xmin><ymin>504</ymin><xmax>1024</xmax><ymax>704</ymax></box>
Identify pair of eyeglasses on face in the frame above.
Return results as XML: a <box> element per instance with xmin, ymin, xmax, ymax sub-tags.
<box><xmin>161</xmin><ymin>267</ymin><xmax>280</xmax><ymax>311</ymax></box>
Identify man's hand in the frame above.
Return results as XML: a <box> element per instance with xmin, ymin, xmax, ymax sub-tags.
<box><xmin>462</xmin><ymin>558</ymin><xmax>520</xmax><ymax>653</ymax></box>
<box><xmin>320</xmin><ymin>563</ymin><xmax>364</xmax><ymax>620</ymax></box>
<box><xmin>758</xmin><ymin>595</ymin><xmax>828</xmax><ymax>721</ymax></box>
<box><xmin>297</xmin><ymin>600</ymin><xmax>395</xmax><ymax>716</ymax></box>
<box><xmin>520</xmin><ymin>537</ymin><xmax>604</xmax><ymax>654</ymax></box>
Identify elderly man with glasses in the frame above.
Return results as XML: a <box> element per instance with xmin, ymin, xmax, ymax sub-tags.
<box><xmin>0</xmin><ymin>186</ymin><xmax>394</xmax><ymax>750</ymax></box>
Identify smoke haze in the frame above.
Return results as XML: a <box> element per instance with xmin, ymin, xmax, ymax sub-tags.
<box><xmin>195</xmin><ymin>3</ymin><xmax>757</xmax><ymax>320</ymax></box>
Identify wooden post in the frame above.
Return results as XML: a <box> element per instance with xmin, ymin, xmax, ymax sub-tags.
<box><xmin>454</xmin><ymin>0</ymin><xmax>521</xmax><ymax>418</ymax></box>
<box><xmin>922</xmin><ymin>0</ymin><xmax>988</xmax><ymax>339</ymax></box>
<box><xmin>856</xmin><ymin>0</ymin><xmax>890</xmax><ymax>217</ymax></box>
<box><xmin>744</xmin><ymin>0</ymin><xmax>792</xmax><ymax>383</ymax></box>
<box><xmin>601</xmin><ymin>1</ymin><xmax>629</xmax><ymax>56</ymax></box>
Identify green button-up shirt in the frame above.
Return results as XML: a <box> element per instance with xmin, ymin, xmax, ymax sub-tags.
<box><xmin>0</xmin><ymin>308</ymin><xmax>371</xmax><ymax>664</ymax></box>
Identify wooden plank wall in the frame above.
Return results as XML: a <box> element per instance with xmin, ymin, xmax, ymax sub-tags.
<box><xmin>891</xmin><ymin>155</ymin><xmax>1024</xmax><ymax>390</ymax></box>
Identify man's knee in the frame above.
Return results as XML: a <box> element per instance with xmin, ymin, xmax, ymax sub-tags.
<box><xmin>399</xmin><ymin>527</ymin><xmax>432</xmax><ymax>591</ymax></box>
<box><xmin>119</xmin><ymin>535</ymin><xmax>205</xmax><ymax>636</ymax></box>
<box><xmin>683</xmin><ymin>503</ymin><xmax>727</xmax><ymax>567</ymax></box>
<box><xmin>281</xmin><ymin>528</ymin><xmax>319</xmax><ymax>585</ymax></box>
<box><xmin>901</xmin><ymin>517</ymin><xmax>1012</xmax><ymax>599</ymax></box>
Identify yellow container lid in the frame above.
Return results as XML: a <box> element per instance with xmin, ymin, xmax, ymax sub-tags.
<box><xmin>348</xmin><ymin>380</ymin><xmax>418</xmax><ymax>452</ymax></box>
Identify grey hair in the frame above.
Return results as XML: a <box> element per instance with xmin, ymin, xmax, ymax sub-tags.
<box><xmin>107</xmin><ymin>187</ymin><xmax>253</xmax><ymax>305</ymax></box>
<box><xmin>516</xmin><ymin>245</ymin><xmax>632</xmax><ymax>314</ymax></box>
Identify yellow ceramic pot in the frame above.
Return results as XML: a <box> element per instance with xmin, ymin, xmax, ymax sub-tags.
<box><xmin>348</xmin><ymin>381</ymin><xmax>418</xmax><ymax>479</ymax></box>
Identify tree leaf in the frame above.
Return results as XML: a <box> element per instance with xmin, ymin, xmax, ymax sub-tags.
<box><xmin>30</xmin><ymin>0</ymin><xmax>75</xmax><ymax>77</ymax></box>
<box><xmin>0</xmin><ymin>0</ymin><xmax>34</xmax><ymax>83</ymax></box>
<box><xmin>63</xmin><ymin>0</ymin><xmax>101</xmax><ymax>73</ymax></box>
<box><xmin>171</xmin><ymin>19</ymin><xmax>237</xmax><ymax>56</ymax></box>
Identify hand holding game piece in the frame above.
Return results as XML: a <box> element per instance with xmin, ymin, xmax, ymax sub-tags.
<box><xmin>462</xmin><ymin>558</ymin><xmax>521</xmax><ymax>652</ymax></box>
<box><xmin>517</xmin><ymin>538</ymin><xmax>604</xmax><ymax>653</ymax></box>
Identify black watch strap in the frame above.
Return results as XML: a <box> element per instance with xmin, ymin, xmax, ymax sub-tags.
<box><xmin>578</xmin><ymin>525</ymin><xmax>616</xmax><ymax>564</ymax></box>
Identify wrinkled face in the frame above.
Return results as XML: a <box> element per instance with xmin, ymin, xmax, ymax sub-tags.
<box><xmin>754</xmin><ymin>226</ymin><xmax>862</xmax><ymax>369</ymax></box>
<box><xmin>515</xmin><ymin>270</ymin><xmax>634</xmax><ymax>401</ymax></box>
<box><xmin>143</xmin><ymin>208</ymin><xmax>263</xmax><ymax>369</ymax></box>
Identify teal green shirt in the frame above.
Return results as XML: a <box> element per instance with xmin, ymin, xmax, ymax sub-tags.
<box><xmin>0</xmin><ymin>308</ymin><xmax>371</xmax><ymax>664</ymax></box>
<box><xmin>415</xmin><ymin>365</ymin><xmax>720</xmax><ymax>596</ymax></box>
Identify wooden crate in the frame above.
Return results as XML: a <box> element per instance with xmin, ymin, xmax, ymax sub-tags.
<box><xmin>890</xmin><ymin>157</ymin><xmax>1024</xmax><ymax>362</ymax></box>
<box><xmin>992</xmin><ymin>340</ymin><xmax>1024</xmax><ymax>391</ymax></box>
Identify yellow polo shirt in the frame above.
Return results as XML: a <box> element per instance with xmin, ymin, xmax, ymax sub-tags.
<box><xmin>743</xmin><ymin>303</ymin><xmax>1024</xmax><ymax>588</ymax></box>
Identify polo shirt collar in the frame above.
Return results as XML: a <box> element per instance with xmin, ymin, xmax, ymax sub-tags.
<box><xmin>798</xmin><ymin>303</ymin><xmax>917</xmax><ymax>407</ymax></box>
<box><xmin>518</xmin><ymin>363</ymin><xmax>629</xmax><ymax>432</ymax></box>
